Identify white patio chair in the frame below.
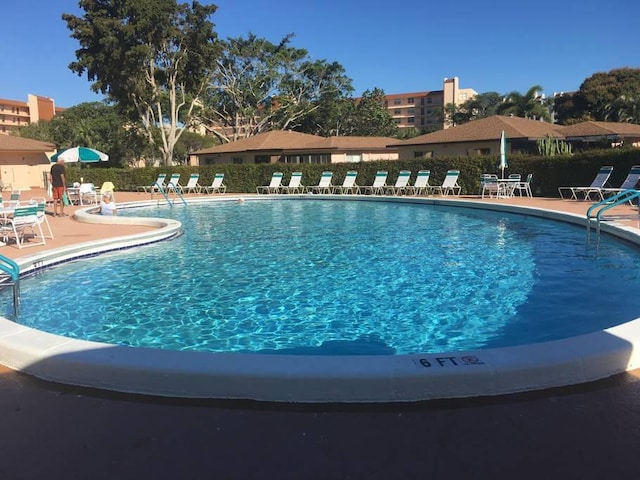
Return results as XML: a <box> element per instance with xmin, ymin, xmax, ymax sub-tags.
<box><xmin>181</xmin><ymin>173</ymin><xmax>202</xmax><ymax>194</ymax></box>
<box><xmin>280</xmin><ymin>172</ymin><xmax>305</xmax><ymax>194</ymax></box>
<box><xmin>405</xmin><ymin>170</ymin><xmax>431</xmax><ymax>196</ymax></box>
<box><xmin>558</xmin><ymin>165</ymin><xmax>613</xmax><ymax>201</ymax></box>
<box><xmin>138</xmin><ymin>174</ymin><xmax>166</xmax><ymax>194</ymax></box>
<box><xmin>0</xmin><ymin>205</ymin><xmax>45</xmax><ymax>249</ymax></box>
<box><xmin>430</xmin><ymin>170</ymin><xmax>462</xmax><ymax>196</ymax></box>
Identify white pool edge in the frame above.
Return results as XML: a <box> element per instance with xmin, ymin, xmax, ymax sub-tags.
<box><xmin>0</xmin><ymin>195</ymin><xmax>638</xmax><ymax>403</ymax></box>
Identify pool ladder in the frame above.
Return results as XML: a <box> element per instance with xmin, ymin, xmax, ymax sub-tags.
<box><xmin>586</xmin><ymin>189</ymin><xmax>640</xmax><ymax>245</ymax></box>
<box><xmin>0</xmin><ymin>254</ymin><xmax>20</xmax><ymax>317</ymax></box>
<box><xmin>155</xmin><ymin>182</ymin><xmax>187</xmax><ymax>207</ymax></box>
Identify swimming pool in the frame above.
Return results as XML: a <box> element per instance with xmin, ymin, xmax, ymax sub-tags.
<box><xmin>7</xmin><ymin>199</ymin><xmax>640</xmax><ymax>355</ymax></box>
<box><xmin>1</xmin><ymin>196</ymin><xmax>640</xmax><ymax>402</ymax></box>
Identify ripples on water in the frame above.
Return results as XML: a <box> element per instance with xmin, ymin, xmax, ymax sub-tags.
<box><xmin>6</xmin><ymin>199</ymin><xmax>640</xmax><ymax>355</ymax></box>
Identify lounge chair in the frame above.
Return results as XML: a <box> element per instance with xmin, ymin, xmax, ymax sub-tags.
<box><xmin>431</xmin><ymin>170</ymin><xmax>462</xmax><ymax>196</ymax></box>
<box><xmin>257</xmin><ymin>172</ymin><xmax>284</xmax><ymax>194</ymax></box>
<box><xmin>558</xmin><ymin>165</ymin><xmax>613</xmax><ymax>201</ymax></box>
<box><xmin>332</xmin><ymin>171</ymin><xmax>360</xmax><ymax>194</ymax></box>
<box><xmin>601</xmin><ymin>165</ymin><xmax>640</xmax><ymax>201</ymax></box>
<box><xmin>181</xmin><ymin>173</ymin><xmax>202</xmax><ymax>194</ymax></box>
<box><xmin>98</xmin><ymin>181</ymin><xmax>116</xmax><ymax>201</ymax></box>
<box><xmin>138</xmin><ymin>173</ymin><xmax>166</xmax><ymax>194</ymax></box>
<box><xmin>280</xmin><ymin>172</ymin><xmax>304</xmax><ymax>194</ymax></box>
<box><xmin>404</xmin><ymin>170</ymin><xmax>431</xmax><ymax>196</ymax></box>
<box><xmin>362</xmin><ymin>171</ymin><xmax>388</xmax><ymax>195</ymax></box>
<box><xmin>384</xmin><ymin>170</ymin><xmax>411</xmax><ymax>195</ymax></box>
<box><xmin>204</xmin><ymin>173</ymin><xmax>226</xmax><ymax>194</ymax></box>
<box><xmin>307</xmin><ymin>171</ymin><xmax>333</xmax><ymax>194</ymax></box>
<box><xmin>165</xmin><ymin>173</ymin><xmax>182</xmax><ymax>192</ymax></box>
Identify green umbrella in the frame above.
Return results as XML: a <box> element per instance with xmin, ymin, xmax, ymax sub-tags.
<box><xmin>50</xmin><ymin>146</ymin><xmax>109</xmax><ymax>163</ymax></box>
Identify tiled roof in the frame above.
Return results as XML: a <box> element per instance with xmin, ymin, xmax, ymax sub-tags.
<box><xmin>193</xmin><ymin>131</ymin><xmax>398</xmax><ymax>155</ymax></box>
<box><xmin>0</xmin><ymin>134</ymin><xmax>55</xmax><ymax>152</ymax></box>
<box><xmin>561</xmin><ymin>121</ymin><xmax>640</xmax><ymax>137</ymax></box>
<box><xmin>390</xmin><ymin>115</ymin><xmax>566</xmax><ymax>146</ymax></box>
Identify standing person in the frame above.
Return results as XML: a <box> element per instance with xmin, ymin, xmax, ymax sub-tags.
<box><xmin>49</xmin><ymin>158</ymin><xmax>68</xmax><ymax>217</ymax></box>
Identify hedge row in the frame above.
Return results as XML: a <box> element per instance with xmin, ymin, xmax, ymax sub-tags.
<box><xmin>64</xmin><ymin>148</ymin><xmax>640</xmax><ymax>197</ymax></box>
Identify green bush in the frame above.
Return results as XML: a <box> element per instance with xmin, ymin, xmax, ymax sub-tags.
<box><xmin>63</xmin><ymin>148</ymin><xmax>640</xmax><ymax>197</ymax></box>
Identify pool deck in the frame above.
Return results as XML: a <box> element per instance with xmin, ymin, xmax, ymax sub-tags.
<box><xmin>2</xmin><ymin>190</ymin><xmax>640</xmax><ymax>479</ymax></box>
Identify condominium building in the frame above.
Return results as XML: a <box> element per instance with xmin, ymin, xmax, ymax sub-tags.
<box><xmin>384</xmin><ymin>77</ymin><xmax>477</xmax><ymax>131</ymax></box>
<box><xmin>0</xmin><ymin>94</ymin><xmax>62</xmax><ymax>134</ymax></box>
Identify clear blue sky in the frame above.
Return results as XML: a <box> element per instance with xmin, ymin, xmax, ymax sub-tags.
<box><xmin>2</xmin><ymin>0</ymin><xmax>639</xmax><ymax>108</ymax></box>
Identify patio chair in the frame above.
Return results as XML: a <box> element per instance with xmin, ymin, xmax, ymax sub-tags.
<box><xmin>280</xmin><ymin>172</ymin><xmax>305</xmax><ymax>194</ymax></box>
<box><xmin>362</xmin><ymin>171</ymin><xmax>388</xmax><ymax>195</ymax></box>
<box><xmin>0</xmin><ymin>205</ymin><xmax>46</xmax><ymax>249</ymax></box>
<box><xmin>181</xmin><ymin>173</ymin><xmax>202</xmax><ymax>194</ymax></box>
<box><xmin>79</xmin><ymin>183</ymin><xmax>98</xmax><ymax>205</ymax></box>
<box><xmin>98</xmin><ymin>181</ymin><xmax>116</xmax><ymax>201</ymax></box>
<box><xmin>480</xmin><ymin>174</ymin><xmax>500</xmax><ymax>198</ymax></box>
<box><xmin>332</xmin><ymin>171</ymin><xmax>360</xmax><ymax>194</ymax></box>
<box><xmin>257</xmin><ymin>172</ymin><xmax>284</xmax><ymax>194</ymax></box>
<box><xmin>558</xmin><ymin>165</ymin><xmax>613</xmax><ymax>201</ymax></box>
<box><xmin>405</xmin><ymin>170</ymin><xmax>431</xmax><ymax>196</ymax></box>
<box><xmin>307</xmin><ymin>171</ymin><xmax>333</xmax><ymax>194</ymax></box>
<box><xmin>430</xmin><ymin>170</ymin><xmax>462</xmax><ymax>196</ymax></box>
<box><xmin>204</xmin><ymin>173</ymin><xmax>227</xmax><ymax>194</ymax></box>
<box><xmin>29</xmin><ymin>197</ymin><xmax>54</xmax><ymax>239</ymax></box>
<box><xmin>384</xmin><ymin>170</ymin><xmax>411</xmax><ymax>195</ymax></box>
<box><xmin>514</xmin><ymin>173</ymin><xmax>533</xmax><ymax>197</ymax></box>
<box><xmin>7</xmin><ymin>190</ymin><xmax>20</xmax><ymax>208</ymax></box>
<box><xmin>601</xmin><ymin>165</ymin><xmax>640</xmax><ymax>202</ymax></box>
<box><xmin>138</xmin><ymin>174</ymin><xmax>167</xmax><ymax>194</ymax></box>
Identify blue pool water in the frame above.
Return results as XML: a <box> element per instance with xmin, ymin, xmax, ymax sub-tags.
<box><xmin>5</xmin><ymin>199</ymin><xmax>640</xmax><ymax>355</ymax></box>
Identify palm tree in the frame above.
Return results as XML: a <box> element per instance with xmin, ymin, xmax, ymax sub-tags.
<box><xmin>496</xmin><ymin>85</ymin><xmax>551</xmax><ymax>122</ymax></box>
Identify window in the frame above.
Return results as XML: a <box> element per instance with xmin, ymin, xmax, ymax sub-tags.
<box><xmin>459</xmin><ymin>93</ymin><xmax>468</xmax><ymax>101</ymax></box>
<box><xmin>232</xmin><ymin>157</ymin><xmax>243</xmax><ymax>164</ymax></box>
<box><xmin>413</xmin><ymin>151</ymin><xmax>424</xmax><ymax>158</ymax></box>
<box><xmin>393</xmin><ymin>99</ymin><xmax>401</xmax><ymax>105</ymax></box>
<box><xmin>427</xmin><ymin>98</ymin><xmax>432</xmax><ymax>104</ymax></box>
<box><xmin>407</xmin><ymin>97</ymin><xmax>415</xmax><ymax>104</ymax></box>
<box><xmin>395</xmin><ymin>118</ymin><xmax>401</xmax><ymax>124</ymax></box>
<box><xmin>408</xmin><ymin>117</ymin><xmax>415</xmax><ymax>124</ymax></box>
<box><xmin>408</xmin><ymin>109</ymin><xmax>415</xmax><ymax>115</ymax></box>
<box><xmin>394</xmin><ymin>109</ymin><xmax>401</xmax><ymax>115</ymax></box>
<box><xmin>254</xmin><ymin>155</ymin><xmax>269</xmax><ymax>164</ymax></box>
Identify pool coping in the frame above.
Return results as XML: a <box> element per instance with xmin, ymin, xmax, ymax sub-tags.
<box><xmin>0</xmin><ymin>194</ymin><xmax>639</xmax><ymax>403</ymax></box>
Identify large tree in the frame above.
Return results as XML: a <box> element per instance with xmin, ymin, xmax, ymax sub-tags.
<box><xmin>342</xmin><ymin>88</ymin><xmax>399</xmax><ymax>137</ymax></box>
<box><xmin>63</xmin><ymin>0</ymin><xmax>219</xmax><ymax>165</ymax></box>
<box><xmin>571</xmin><ymin>68</ymin><xmax>640</xmax><ymax>123</ymax></box>
<box><xmin>445</xmin><ymin>92</ymin><xmax>503</xmax><ymax>126</ymax></box>
<box><xmin>200</xmin><ymin>33</ymin><xmax>353</xmax><ymax>142</ymax></box>
<box><xmin>496</xmin><ymin>85</ymin><xmax>551</xmax><ymax>121</ymax></box>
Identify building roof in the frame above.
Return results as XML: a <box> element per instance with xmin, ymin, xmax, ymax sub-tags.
<box><xmin>0</xmin><ymin>134</ymin><xmax>55</xmax><ymax>152</ymax></box>
<box><xmin>193</xmin><ymin>131</ymin><xmax>398</xmax><ymax>155</ymax></box>
<box><xmin>561</xmin><ymin>121</ymin><xmax>640</xmax><ymax>138</ymax></box>
<box><xmin>391</xmin><ymin>115</ymin><xmax>566</xmax><ymax>146</ymax></box>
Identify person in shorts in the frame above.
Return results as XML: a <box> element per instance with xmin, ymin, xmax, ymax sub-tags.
<box><xmin>49</xmin><ymin>158</ymin><xmax>68</xmax><ymax>217</ymax></box>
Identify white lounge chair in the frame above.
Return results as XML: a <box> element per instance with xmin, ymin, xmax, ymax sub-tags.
<box><xmin>165</xmin><ymin>173</ymin><xmax>182</xmax><ymax>192</ymax></box>
<box><xmin>332</xmin><ymin>171</ymin><xmax>360</xmax><ymax>194</ymax></box>
<box><xmin>558</xmin><ymin>165</ymin><xmax>613</xmax><ymax>200</ymax></box>
<box><xmin>280</xmin><ymin>172</ymin><xmax>304</xmax><ymax>194</ymax></box>
<box><xmin>384</xmin><ymin>170</ymin><xmax>411</xmax><ymax>195</ymax></box>
<box><xmin>307</xmin><ymin>171</ymin><xmax>333</xmax><ymax>194</ymax></box>
<box><xmin>405</xmin><ymin>170</ymin><xmax>431</xmax><ymax>196</ymax></box>
<box><xmin>362</xmin><ymin>171</ymin><xmax>388</xmax><ymax>195</ymax></box>
<box><xmin>181</xmin><ymin>173</ymin><xmax>202</xmax><ymax>194</ymax></box>
<box><xmin>138</xmin><ymin>174</ymin><xmax>166</xmax><ymax>194</ymax></box>
<box><xmin>79</xmin><ymin>183</ymin><xmax>98</xmax><ymax>205</ymax></box>
<box><xmin>257</xmin><ymin>172</ymin><xmax>284</xmax><ymax>194</ymax></box>
<box><xmin>29</xmin><ymin>197</ymin><xmax>54</xmax><ymax>239</ymax></box>
<box><xmin>431</xmin><ymin>170</ymin><xmax>462</xmax><ymax>196</ymax></box>
<box><xmin>204</xmin><ymin>173</ymin><xmax>226</xmax><ymax>194</ymax></box>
